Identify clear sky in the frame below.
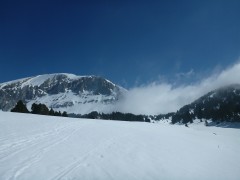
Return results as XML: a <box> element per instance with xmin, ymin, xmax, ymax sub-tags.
<box><xmin>0</xmin><ymin>0</ymin><xmax>240</xmax><ymax>88</ymax></box>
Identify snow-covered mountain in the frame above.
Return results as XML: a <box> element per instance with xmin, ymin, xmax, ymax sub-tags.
<box><xmin>0</xmin><ymin>73</ymin><xmax>126</xmax><ymax>114</ymax></box>
<box><xmin>171</xmin><ymin>84</ymin><xmax>240</xmax><ymax>123</ymax></box>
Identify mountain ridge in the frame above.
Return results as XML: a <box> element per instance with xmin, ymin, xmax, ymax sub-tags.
<box><xmin>0</xmin><ymin>73</ymin><xmax>126</xmax><ymax>114</ymax></box>
<box><xmin>170</xmin><ymin>83</ymin><xmax>240</xmax><ymax>123</ymax></box>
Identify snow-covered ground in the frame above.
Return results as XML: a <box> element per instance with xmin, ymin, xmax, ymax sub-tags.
<box><xmin>0</xmin><ymin>112</ymin><xmax>240</xmax><ymax>180</ymax></box>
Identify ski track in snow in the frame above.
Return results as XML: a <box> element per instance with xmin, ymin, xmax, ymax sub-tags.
<box><xmin>1</xmin><ymin>112</ymin><xmax>240</xmax><ymax>180</ymax></box>
<box><xmin>9</xmin><ymin>128</ymin><xmax>79</xmax><ymax>179</ymax></box>
<box><xmin>1</xmin><ymin>121</ymin><xmax>86</xmax><ymax>180</ymax></box>
<box><xmin>11</xmin><ymin>129</ymin><xmax>78</xmax><ymax>180</ymax></box>
<box><xmin>50</xmin><ymin>132</ymin><xmax>129</xmax><ymax>180</ymax></box>
<box><xmin>0</xmin><ymin>124</ymin><xmax>71</xmax><ymax>161</ymax></box>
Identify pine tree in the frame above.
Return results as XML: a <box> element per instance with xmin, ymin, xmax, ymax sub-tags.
<box><xmin>39</xmin><ymin>104</ymin><xmax>49</xmax><ymax>115</ymax></box>
<box><xmin>31</xmin><ymin>103</ymin><xmax>49</xmax><ymax>115</ymax></box>
<box><xmin>62</xmin><ymin>111</ymin><xmax>68</xmax><ymax>117</ymax></box>
<box><xmin>31</xmin><ymin>103</ymin><xmax>40</xmax><ymax>114</ymax></box>
<box><xmin>54</xmin><ymin>111</ymin><xmax>62</xmax><ymax>116</ymax></box>
<box><xmin>182</xmin><ymin>111</ymin><xmax>192</xmax><ymax>124</ymax></box>
<box><xmin>11</xmin><ymin>100</ymin><xmax>29</xmax><ymax>113</ymax></box>
<box><xmin>49</xmin><ymin>108</ymin><xmax>55</xmax><ymax>116</ymax></box>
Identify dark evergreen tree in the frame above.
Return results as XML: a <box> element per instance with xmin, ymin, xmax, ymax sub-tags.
<box><xmin>87</xmin><ymin>111</ymin><xmax>99</xmax><ymax>119</ymax></box>
<box><xmin>182</xmin><ymin>111</ymin><xmax>190</xmax><ymax>124</ymax></box>
<box><xmin>11</xmin><ymin>100</ymin><xmax>29</xmax><ymax>113</ymax></box>
<box><xmin>31</xmin><ymin>103</ymin><xmax>49</xmax><ymax>115</ymax></box>
<box><xmin>145</xmin><ymin>117</ymin><xmax>151</xmax><ymax>123</ymax></box>
<box><xmin>49</xmin><ymin>108</ymin><xmax>55</xmax><ymax>116</ymax></box>
<box><xmin>62</xmin><ymin>111</ymin><xmax>68</xmax><ymax>117</ymax></box>
<box><xmin>54</xmin><ymin>111</ymin><xmax>62</xmax><ymax>116</ymax></box>
<box><xmin>31</xmin><ymin>103</ymin><xmax>40</xmax><ymax>114</ymax></box>
<box><xmin>40</xmin><ymin>104</ymin><xmax>49</xmax><ymax>115</ymax></box>
<box><xmin>171</xmin><ymin>113</ymin><xmax>180</xmax><ymax>124</ymax></box>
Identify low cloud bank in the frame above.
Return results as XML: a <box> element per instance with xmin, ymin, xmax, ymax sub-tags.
<box><xmin>113</xmin><ymin>61</ymin><xmax>240</xmax><ymax>115</ymax></box>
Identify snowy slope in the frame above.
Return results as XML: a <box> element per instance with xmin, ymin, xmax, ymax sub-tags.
<box><xmin>0</xmin><ymin>73</ymin><xmax>126</xmax><ymax>114</ymax></box>
<box><xmin>171</xmin><ymin>84</ymin><xmax>240</xmax><ymax>124</ymax></box>
<box><xmin>0</xmin><ymin>112</ymin><xmax>240</xmax><ymax>180</ymax></box>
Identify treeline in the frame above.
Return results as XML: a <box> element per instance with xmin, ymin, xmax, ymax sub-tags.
<box><xmin>171</xmin><ymin>103</ymin><xmax>240</xmax><ymax>124</ymax></box>
<box><xmin>11</xmin><ymin>100</ymin><xmax>151</xmax><ymax>122</ymax></box>
<box><xmin>11</xmin><ymin>100</ymin><xmax>68</xmax><ymax>117</ymax></box>
<box><xmin>154</xmin><ymin>112</ymin><xmax>175</xmax><ymax>121</ymax></box>
<box><xmin>79</xmin><ymin>111</ymin><xmax>151</xmax><ymax>122</ymax></box>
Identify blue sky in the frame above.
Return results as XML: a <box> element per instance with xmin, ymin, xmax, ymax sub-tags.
<box><xmin>0</xmin><ymin>0</ymin><xmax>240</xmax><ymax>88</ymax></box>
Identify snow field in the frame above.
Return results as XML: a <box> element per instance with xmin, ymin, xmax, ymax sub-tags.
<box><xmin>0</xmin><ymin>112</ymin><xmax>240</xmax><ymax>180</ymax></box>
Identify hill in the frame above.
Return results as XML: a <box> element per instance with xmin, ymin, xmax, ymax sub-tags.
<box><xmin>171</xmin><ymin>84</ymin><xmax>240</xmax><ymax>124</ymax></box>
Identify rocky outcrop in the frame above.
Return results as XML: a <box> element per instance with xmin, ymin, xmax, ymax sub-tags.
<box><xmin>0</xmin><ymin>73</ymin><xmax>126</xmax><ymax>113</ymax></box>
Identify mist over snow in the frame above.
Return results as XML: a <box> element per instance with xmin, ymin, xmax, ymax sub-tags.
<box><xmin>112</xmin><ymin>60</ymin><xmax>240</xmax><ymax>115</ymax></box>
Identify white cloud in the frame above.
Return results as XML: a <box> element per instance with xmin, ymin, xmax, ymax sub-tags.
<box><xmin>113</xmin><ymin>60</ymin><xmax>240</xmax><ymax>115</ymax></box>
<box><xmin>176</xmin><ymin>69</ymin><xmax>195</xmax><ymax>79</ymax></box>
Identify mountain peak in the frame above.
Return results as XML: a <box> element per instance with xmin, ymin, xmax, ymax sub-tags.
<box><xmin>0</xmin><ymin>74</ymin><xmax>125</xmax><ymax>114</ymax></box>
